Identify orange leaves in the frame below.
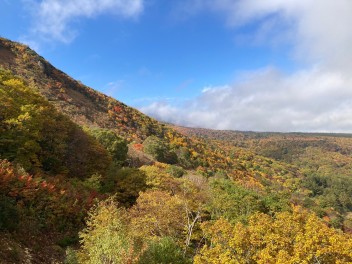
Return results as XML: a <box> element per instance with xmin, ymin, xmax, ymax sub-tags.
<box><xmin>133</xmin><ymin>143</ymin><xmax>143</xmax><ymax>151</ymax></box>
<box><xmin>113</xmin><ymin>106</ymin><xmax>123</xmax><ymax>112</ymax></box>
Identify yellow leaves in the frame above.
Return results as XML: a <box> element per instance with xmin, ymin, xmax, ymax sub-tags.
<box><xmin>291</xmin><ymin>213</ymin><xmax>352</xmax><ymax>263</ymax></box>
<box><xmin>196</xmin><ymin>218</ymin><xmax>250</xmax><ymax>264</ymax></box>
<box><xmin>128</xmin><ymin>174</ymin><xmax>209</xmax><ymax>252</ymax></box>
<box><xmin>154</xmin><ymin>161</ymin><xmax>167</xmax><ymax>169</ymax></box>
<box><xmin>78</xmin><ymin>198</ymin><xmax>134</xmax><ymax>264</ymax></box>
<box><xmin>196</xmin><ymin>209</ymin><xmax>352</xmax><ymax>264</ymax></box>
<box><xmin>191</xmin><ymin>151</ymin><xmax>199</xmax><ymax>158</ymax></box>
<box><xmin>140</xmin><ymin>164</ymin><xmax>180</xmax><ymax>192</ymax></box>
<box><xmin>2</xmin><ymin>78</ymin><xmax>25</xmax><ymax>88</ymax></box>
<box><xmin>167</xmin><ymin>131</ymin><xmax>188</xmax><ymax>148</ymax></box>
<box><xmin>140</xmin><ymin>165</ymin><xmax>160</xmax><ymax>185</ymax></box>
<box><xmin>129</xmin><ymin>190</ymin><xmax>185</xmax><ymax>239</ymax></box>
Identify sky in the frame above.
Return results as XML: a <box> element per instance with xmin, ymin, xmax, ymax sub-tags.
<box><xmin>1</xmin><ymin>0</ymin><xmax>352</xmax><ymax>133</ymax></box>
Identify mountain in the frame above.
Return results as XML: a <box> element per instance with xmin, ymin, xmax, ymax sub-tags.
<box><xmin>0</xmin><ymin>37</ymin><xmax>166</xmax><ymax>141</ymax></box>
<box><xmin>1</xmin><ymin>37</ymin><xmax>352</xmax><ymax>263</ymax></box>
<box><xmin>0</xmin><ymin>37</ymin><xmax>298</xmax><ymax>187</ymax></box>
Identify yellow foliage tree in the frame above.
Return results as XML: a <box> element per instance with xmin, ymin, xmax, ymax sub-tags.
<box><xmin>129</xmin><ymin>190</ymin><xmax>185</xmax><ymax>240</ymax></box>
<box><xmin>140</xmin><ymin>164</ymin><xmax>180</xmax><ymax>192</ymax></box>
<box><xmin>195</xmin><ymin>208</ymin><xmax>352</xmax><ymax>264</ymax></box>
<box><xmin>78</xmin><ymin>198</ymin><xmax>135</xmax><ymax>264</ymax></box>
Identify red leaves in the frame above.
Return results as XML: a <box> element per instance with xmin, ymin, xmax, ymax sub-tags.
<box><xmin>0</xmin><ymin>159</ymin><xmax>95</xmax><ymax>229</ymax></box>
<box><xmin>113</xmin><ymin>106</ymin><xmax>123</xmax><ymax>112</ymax></box>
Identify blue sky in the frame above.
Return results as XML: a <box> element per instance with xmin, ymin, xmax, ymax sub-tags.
<box><xmin>2</xmin><ymin>0</ymin><xmax>352</xmax><ymax>132</ymax></box>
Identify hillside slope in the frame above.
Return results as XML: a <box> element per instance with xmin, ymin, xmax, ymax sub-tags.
<box><xmin>174</xmin><ymin>125</ymin><xmax>352</xmax><ymax>231</ymax></box>
<box><xmin>0</xmin><ymin>37</ymin><xmax>166</xmax><ymax>142</ymax></box>
<box><xmin>0</xmin><ymin>37</ymin><xmax>300</xmax><ymax>187</ymax></box>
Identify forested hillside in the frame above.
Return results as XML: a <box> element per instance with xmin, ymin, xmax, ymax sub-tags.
<box><xmin>1</xmin><ymin>37</ymin><xmax>352</xmax><ymax>263</ymax></box>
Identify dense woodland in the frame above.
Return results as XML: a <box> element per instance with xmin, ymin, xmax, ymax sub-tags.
<box><xmin>1</xmin><ymin>37</ymin><xmax>352</xmax><ymax>263</ymax></box>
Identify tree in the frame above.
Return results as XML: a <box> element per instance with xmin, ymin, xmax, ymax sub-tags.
<box><xmin>102</xmin><ymin>167</ymin><xmax>147</xmax><ymax>206</ymax></box>
<box><xmin>195</xmin><ymin>208</ymin><xmax>352</xmax><ymax>264</ymax></box>
<box><xmin>78</xmin><ymin>198</ymin><xmax>135</xmax><ymax>264</ymax></box>
<box><xmin>129</xmin><ymin>174</ymin><xmax>210</xmax><ymax>255</ymax></box>
<box><xmin>140</xmin><ymin>164</ymin><xmax>181</xmax><ymax>193</ymax></box>
<box><xmin>166</xmin><ymin>165</ymin><xmax>185</xmax><ymax>178</ymax></box>
<box><xmin>137</xmin><ymin>237</ymin><xmax>191</xmax><ymax>264</ymax></box>
<box><xmin>0</xmin><ymin>195</ymin><xmax>19</xmax><ymax>231</ymax></box>
<box><xmin>143</xmin><ymin>136</ymin><xmax>177</xmax><ymax>164</ymax></box>
<box><xmin>129</xmin><ymin>190</ymin><xmax>185</xmax><ymax>240</ymax></box>
<box><xmin>90</xmin><ymin>129</ymin><xmax>128</xmax><ymax>165</ymax></box>
<box><xmin>207</xmin><ymin>178</ymin><xmax>264</xmax><ymax>222</ymax></box>
<box><xmin>180</xmin><ymin>174</ymin><xmax>210</xmax><ymax>254</ymax></box>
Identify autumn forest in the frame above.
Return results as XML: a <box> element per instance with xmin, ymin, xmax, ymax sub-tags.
<box><xmin>0</xmin><ymin>37</ymin><xmax>352</xmax><ymax>263</ymax></box>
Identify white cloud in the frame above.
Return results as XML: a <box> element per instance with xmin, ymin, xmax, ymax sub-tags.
<box><xmin>141</xmin><ymin>0</ymin><xmax>352</xmax><ymax>132</ymax></box>
<box><xmin>24</xmin><ymin>0</ymin><xmax>144</xmax><ymax>43</ymax></box>
<box><xmin>141</xmin><ymin>67</ymin><xmax>352</xmax><ymax>132</ymax></box>
<box><xmin>180</xmin><ymin>0</ymin><xmax>352</xmax><ymax>71</ymax></box>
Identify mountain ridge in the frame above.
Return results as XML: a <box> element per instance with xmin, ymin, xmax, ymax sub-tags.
<box><xmin>0</xmin><ymin>37</ymin><xmax>170</xmax><ymax>142</ymax></box>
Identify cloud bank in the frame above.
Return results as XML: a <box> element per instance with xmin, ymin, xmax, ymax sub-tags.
<box><xmin>142</xmin><ymin>67</ymin><xmax>352</xmax><ymax>132</ymax></box>
<box><xmin>24</xmin><ymin>0</ymin><xmax>144</xmax><ymax>43</ymax></box>
<box><xmin>141</xmin><ymin>0</ymin><xmax>352</xmax><ymax>132</ymax></box>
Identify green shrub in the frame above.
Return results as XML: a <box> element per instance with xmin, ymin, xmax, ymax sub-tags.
<box><xmin>143</xmin><ymin>136</ymin><xmax>178</xmax><ymax>164</ymax></box>
<box><xmin>64</xmin><ymin>247</ymin><xmax>79</xmax><ymax>264</ymax></box>
<box><xmin>89</xmin><ymin>128</ymin><xmax>128</xmax><ymax>165</ymax></box>
<box><xmin>102</xmin><ymin>167</ymin><xmax>147</xmax><ymax>206</ymax></box>
<box><xmin>57</xmin><ymin>235</ymin><xmax>79</xmax><ymax>248</ymax></box>
<box><xmin>166</xmin><ymin>165</ymin><xmax>185</xmax><ymax>178</ymax></box>
<box><xmin>0</xmin><ymin>195</ymin><xmax>19</xmax><ymax>231</ymax></box>
<box><xmin>138</xmin><ymin>237</ymin><xmax>191</xmax><ymax>264</ymax></box>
